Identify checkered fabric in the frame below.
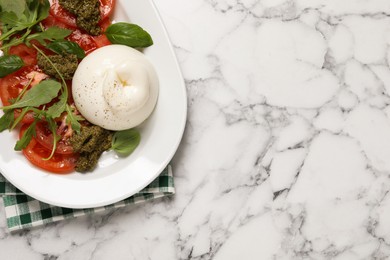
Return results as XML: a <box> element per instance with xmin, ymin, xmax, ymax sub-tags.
<box><xmin>0</xmin><ymin>166</ymin><xmax>174</xmax><ymax>232</ymax></box>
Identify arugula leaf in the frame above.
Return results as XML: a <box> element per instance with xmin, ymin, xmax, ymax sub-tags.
<box><xmin>105</xmin><ymin>23</ymin><xmax>153</xmax><ymax>48</ymax></box>
<box><xmin>47</xmin><ymin>40</ymin><xmax>86</xmax><ymax>59</ymax></box>
<box><xmin>112</xmin><ymin>129</ymin><xmax>141</xmax><ymax>156</ymax></box>
<box><xmin>66</xmin><ymin>105</ymin><xmax>82</xmax><ymax>133</ymax></box>
<box><xmin>14</xmin><ymin>120</ymin><xmax>37</xmax><ymax>151</ymax></box>
<box><xmin>26</xmin><ymin>27</ymin><xmax>72</xmax><ymax>46</ymax></box>
<box><xmin>2</xmin><ymin>79</ymin><xmax>61</xmax><ymax>110</ymax></box>
<box><xmin>0</xmin><ymin>26</ymin><xmax>72</xmax><ymax>50</ymax></box>
<box><xmin>0</xmin><ymin>0</ymin><xmax>55</xmax><ymax>53</ymax></box>
<box><xmin>10</xmin><ymin>107</ymin><xmax>32</xmax><ymax>130</ymax></box>
<box><xmin>43</xmin><ymin>116</ymin><xmax>60</xmax><ymax>160</ymax></box>
<box><xmin>0</xmin><ymin>0</ymin><xmax>26</xmax><ymax>17</ymax></box>
<box><xmin>0</xmin><ymin>110</ymin><xmax>14</xmax><ymax>132</ymax></box>
<box><xmin>36</xmin><ymin>0</ymin><xmax>50</xmax><ymax>23</ymax></box>
<box><xmin>0</xmin><ymin>11</ymin><xmax>28</xmax><ymax>30</ymax></box>
<box><xmin>25</xmin><ymin>0</ymin><xmax>49</xmax><ymax>24</ymax></box>
<box><xmin>46</xmin><ymin>91</ymin><xmax>67</xmax><ymax>118</ymax></box>
<box><xmin>0</xmin><ymin>55</ymin><xmax>24</xmax><ymax>77</ymax></box>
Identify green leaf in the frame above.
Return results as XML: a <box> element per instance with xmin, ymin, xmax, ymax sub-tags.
<box><xmin>36</xmin><ymin>0</ymin><xmax>50</xmax><ymax>22</ymax></box>
<box><xmin>0</xmin><ymin>110</ymin><xmax>14</xmax><ymax>132</ymax></box>
<box><xmin>0</xmin><ymin>11</ymin><xmax>27</xmax><ymax>29</ymax></box>
<box><xmin>43</xmin><ymin>116</ymin><xmax>60</xmax><ymax>160</ymax></box>
<box><xmin>105</xmin><ymin>23</ymin><xmax>153</xmax><ymax>48</ymax></box>
<box><xmin>0</xmin><ymin>0</ymin><xmax>51</xmax><ymax>52</ymax></box>
<box><xmin>2</xmin><ymin>79</ymin><xmax>61</xmax><ymax>110</ymax></box>
<box><xmin>112</xmin><ymin>129</ymin><xmax>141</xmax><ymax>156</ymax></box>
<box><xmin>27</xmin><ymin>27</ymin><xmax>72</xmax><ymax>46</ymax></box>
<box><xmin>47</xmin><ymin>40</ymin><xmax>86</xmax><ymax>59</ymax></box>
<box><xmin>0</xmin><ymin>55</ymin><xmax>24</xmax><ymax>78</ymax></box>
<box><xmin>0</xmin><ymin>0</ymin><xmax>26</xmax><ymax>17</ymax></box>
<box><xmin>25</xmin><ymin>0</ymin><xmax>41</xmax><ymax>23</ymax></box>
<box><xmin>65</xmin><ymin>105</ymin><xmax>82</xmax><ymax>133</ymax></box>
<box><xmin>14</xmin><ymin>120</ymin><xmax>36</xmax><ymax>151</ymax></box>
<box><xmin>46</xmin><ymin>92</ymin><xmax>67</xmax><ymax>119</ymax></box>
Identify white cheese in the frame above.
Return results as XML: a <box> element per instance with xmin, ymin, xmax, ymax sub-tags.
<box><xmin>72</xmin><ymin>45</ymin><xmax>159</xmax><ymax>130</ymax></box>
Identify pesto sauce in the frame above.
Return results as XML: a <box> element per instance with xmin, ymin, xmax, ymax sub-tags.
<box><xmin>37</xmin><ymin>53</ymin><xmax>78</xmax><ymax>81</ymax></box>
<box><xmin>58</xmin><ymin>0</ymin><xmax>101</xmax><ymax>36</ymax></box>
<box><xmin>70</xmin><ymin>125</ymin><xmax>113</xmax><ymax>172</ymax></box>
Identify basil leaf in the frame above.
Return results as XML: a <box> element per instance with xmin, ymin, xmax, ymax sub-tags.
<box><xmin>27</xmin><ymin>27</ymin><xmax>72</xmax><ymax>46</ymax></box>
<box><xmin>47</xmin><ymin>40</ymin><xmax>86</xmax><ymax>59</ymax></box>
<box><xmin>112</xmin><ymin>129</ymin><xmax>141</xmax><ymax>156</ymax></box>
<box><xmin>2</xmin><ymin>79</ymin><xmax>61</xmax><ymax>110</ymax></box>
<box><xmin>0</xmin><ymin>55</ymin><xmax>24</xmax><ymax>77</ymax></box>
<box><xmin>0</xmin><ymin>110</ymin><xmax>14</xmax><ymax>132</ymax></box>
<box><xmin>14</xmin><ymin>120</ymin><xmax>36</xmax><ymax>151</ymax></box>
<box><xmin>105</xmin><ymin>23</ymin><xmax>153</xmax><ymax>48</ymax></box>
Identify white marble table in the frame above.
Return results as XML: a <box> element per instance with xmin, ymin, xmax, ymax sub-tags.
<box><xmin>2</xmin><ymin>0</ymin><xmax>390</xmax><ymax>259</ymax></box>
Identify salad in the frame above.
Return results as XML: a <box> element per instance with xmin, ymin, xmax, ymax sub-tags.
<box><xmin>0</xmin><ymin>0</ymin><xmax>156</xmax><ymax>173</ymax></box>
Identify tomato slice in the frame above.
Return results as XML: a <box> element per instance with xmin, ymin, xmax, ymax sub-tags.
<box><xmin>42</xmin><ymin>13</ymin><xmax>75</xmax><ymax>30</ymax></box>
<box><xmin>0</xmin><ymin>65</ymin><xmax>44</xmax><ymax>106</ymax></box>
<box><xmin>99</xmin><ymin>17</ymin><xmax>111</xmax><ymax>33</ymax></box>
<box><xmin>93</xmin><ymin>34</ymin><xmax>111</xmax><ymax>49</ymax></box>
<box><xmin>35</xmin><ymin>121</ymin><xmax>74</xmax><ymax>155</ymax></box>
<box><xmin>13</xmin><ymin>110</ymin><xmax>36</xmax><ymax>124</ymax></box>
<box><xmin>0</xmin><ymin>44</ymin><xmax>47</xmax><ymax>124</ymax></box>
<box><xmin>67</xmin><ymin>30</ymin><xmax>98</xmax><ymax>54</ymax></box>
<box><xmin>49</xmin><ymin>0</ymin><xmax>77</xmax><ymax>28</ymax></box>
<box><xmin>50</xmin><ymin>0</ymin><xmax>115</xmax><ymax>28</ymax></box>
<box><xmin>20</xmin><ymin>124</ymin><xmax>78</xmax><ymax>173</ymax></box>
<box><xmin>9</xmin><ymin>44</ymin><xmax>37</xmax><ymax>67</ymax></box>
<box><xmin>100</xmin><ymin>0</ymin><xmax>115</xmax><ymax>20</ymax></box>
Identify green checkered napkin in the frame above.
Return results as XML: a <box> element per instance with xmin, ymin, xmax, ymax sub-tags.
<box><xmin>0</xmin><ymin>166</ymin><xmax>174</xmax><ymax>232</ymax></box>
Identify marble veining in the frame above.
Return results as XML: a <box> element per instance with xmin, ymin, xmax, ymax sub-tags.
<box><xmin>2</xmin><ymin>0</ymin><xmax>390</xmax><ymax>259</ymax></box>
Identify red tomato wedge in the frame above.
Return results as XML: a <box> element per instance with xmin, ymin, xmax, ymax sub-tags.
<box><xmin>20</xmin><ymin>125</ymin><xmax>78</xmax><ymax>173</ymax></box>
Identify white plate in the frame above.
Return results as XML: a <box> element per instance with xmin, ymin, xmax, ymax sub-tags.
<box><xmin>0</xmin><ymin>0</ymin><xmax>187</xmax><ymax>208</ymax></box>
